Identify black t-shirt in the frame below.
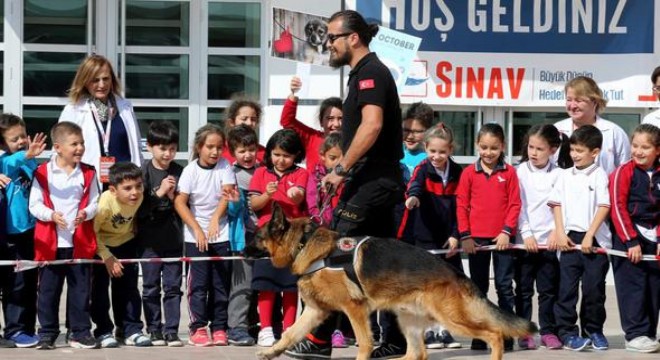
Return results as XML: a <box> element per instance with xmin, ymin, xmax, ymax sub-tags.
<box><xmin>342</xmin><ymin>52</ymin><xmax>403</xmax><ymax>167</ymax></box>
<box><xmin>136</xmin><ymin>160</ymin><xmax>184</xmax><ymax>252</ymax></box>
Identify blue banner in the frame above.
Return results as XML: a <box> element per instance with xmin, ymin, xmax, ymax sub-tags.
<box><xmin>355</xmin><ymin>0</ymin><xmax>653</xmax><ymax>54</ymax></box>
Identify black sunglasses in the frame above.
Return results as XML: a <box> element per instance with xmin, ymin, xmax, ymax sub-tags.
<box><xmin>327</xmin><ymin>32</ymin><xmax>353</xmax><ymax>44</ymax></box>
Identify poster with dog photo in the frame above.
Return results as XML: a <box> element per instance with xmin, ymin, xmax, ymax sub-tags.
<box><xmin>271</xmin><ymin>8</ymin><xmax>330</xmax><ymax>66</ymax></box>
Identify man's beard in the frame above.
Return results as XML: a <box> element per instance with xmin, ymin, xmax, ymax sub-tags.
<box><xmin>329</xmin><ymin>47</ymin><xmax>351</xmax><ymax>68</ymax></box>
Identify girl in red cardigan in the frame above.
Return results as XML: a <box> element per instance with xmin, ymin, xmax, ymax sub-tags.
<box><xmin>609</xmin><ymin>124</ymin><xmax>660</xmax><ymax>353</ymax></box>
<box><xmin>282</xmin><ymin>76</ymin><xmax>342</xmax><ymax>170</ymax></box>
<box><xmin>456</xmin><ymin>123</ymin><xmax>521</xmax><ymax>351</ymax></box>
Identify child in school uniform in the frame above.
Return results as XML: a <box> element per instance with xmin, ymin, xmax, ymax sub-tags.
<box><xmin>609</xmin><ymin>124</ymin><xmax>660</xmax><ymax>353</ymax></box>
<box><xmin>548</xmin><ymin>125</ymin><xmax>612</xmax><ymax>351</ymax></box>
<box><xmin>0</xmin><ymin>174</ymin><xmax>17</xmax><ymax>348</ymax></box>
<box><xmin>456</xmin><ymin>123</ymin><xmax>521</xmax><ymax>351</ymax></box>
<box><xmin>306</xmin><ymin>133</ymin><xmax>342</xmax><ymax>227</ymax></box>
<box><xmin>514</xmin><ymin>124</ymin><xmax>571</xmax><ymax>350</ymax></box>
<box><xmin>250</xmin><ymin>129</ymin><xmax>307</xmax><ymax>347</ymax></box>
<box><xmin>0</xmin><ymin>113</ymin><xmax>47</xmax><ymax>347</ymax></box>
<box><xmin>28</xmin><ymin>122</ymin><xmax>100</xmax><ymax>350</ymax></box>
<box><xmin>398</xmin><ymin>123</ymin><xmax>463</xmax><ymax>350</ymax></box>
<box><xmin>93</xmin><ymin>162</ymin><xmax>151</xmax><ymax>348</ymax></box>
<box><xmin>225</xmin><ymin>125</ymin><xmax>260</xmax><ymax>346</ymax></box>
<box><xmin>135</xmin><ymin>121</ymin><xmax>184</xmax><ymax>347</ymax></box>
<box><xmin>222</xmin><ymin>99</ymin><xmax>266</xmax><ymax>164</ymax></box>
<box><xmin>174</xmin><ymin>124</ymin><xmax>236</xmax><ymax>347</ymax></box>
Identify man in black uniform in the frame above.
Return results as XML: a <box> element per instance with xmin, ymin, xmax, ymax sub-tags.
<box><xmin>285</xmin><ymin>10</ymin><xmax>407</xmax><ymax>359</ymax></box>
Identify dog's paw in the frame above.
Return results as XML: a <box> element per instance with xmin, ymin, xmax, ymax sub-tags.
<box><xmin>255</xmin><ymin>349</ymin><xmax>276</xmax><ymax>360</ymax></box>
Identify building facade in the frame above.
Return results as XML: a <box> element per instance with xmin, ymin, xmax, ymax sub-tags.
<box><xmin>1</xmin><ymin>0</ymin><xmax>656</xmax><ymax>164</ymax></box>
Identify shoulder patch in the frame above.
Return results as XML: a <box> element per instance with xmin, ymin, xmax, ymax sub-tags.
<box><xmin>359</xmin><ymin>79</ymin><xmax>375</xmax><ymax>90</ymax></box>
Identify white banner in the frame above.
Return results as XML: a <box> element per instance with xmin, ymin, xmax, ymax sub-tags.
<box><xmin>349</xmin><ymin>0</ymin><xmax>660</xmax><ymax>108</ymax></box>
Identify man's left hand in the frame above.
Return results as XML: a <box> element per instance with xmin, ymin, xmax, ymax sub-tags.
<box><xmin>322</xmin><ymin>171</ymin><xmax>344</xmax><ymax>193</ymax></box>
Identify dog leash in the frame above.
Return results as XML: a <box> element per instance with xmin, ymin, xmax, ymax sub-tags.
<box><xmin>310</xmin><ymin>182</ymin><xmax>336</xmax><ymax>226</ymax></box>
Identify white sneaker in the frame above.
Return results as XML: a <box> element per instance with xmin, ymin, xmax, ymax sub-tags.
<box><xmin>257</xmin><ymin>327</ymin><xmax>276</xmax><ymax>347</ymax></box>
<box><xmin>625</xmin><ymin>336</ymin><xmax>660</xmax><ymax>353</ymax></box>
<box><xmin>124</xmin><ymin>333</ymin><xmax>153</xmax><ymax>347</ymax></box>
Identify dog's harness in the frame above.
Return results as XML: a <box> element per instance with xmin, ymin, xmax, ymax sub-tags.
<box><xmin>297</xmin><ymin>227</ymin><xmax>370</xmax><ymax>294</ymax></box>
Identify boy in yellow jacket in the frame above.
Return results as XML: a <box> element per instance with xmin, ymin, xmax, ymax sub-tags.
<box><xmin>92</xmin><ymin>162</ymin><xmax>151</xmax><ymax>347</ymax></box>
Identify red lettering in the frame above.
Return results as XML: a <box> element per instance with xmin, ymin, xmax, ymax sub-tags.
<box><xmin>435</xmin><ymin>61</ymin><xmax>452</xmax><ymax>98</ymax></box>
<box><xmin>435</xmin><ymin>62</ymin><xmax>528</xmax><ymax>100</ymax></box>
<box><xmin>487</xmin><ymin>68</ymin><xmax>504</xmax><ymax>99</ymax></box>
<box><xmin>455</xmin><ymin>67</ymin><xmax>463</xmax><ymax>98</ymax></box>
<box><xmin>507</xmin><ymin>68</ymin><xmax>525</xmax><ymax>99</ymax></box>
<box><xmin>467</xmin><ymin>67</ymin><xmax>485</xmax><ymax>99</ymax></box>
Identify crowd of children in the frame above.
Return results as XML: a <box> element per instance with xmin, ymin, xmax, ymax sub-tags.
<box><xmin>0</xmin><ymin>74</ymin><xmax>658</xmax><ymax>356</ymax></box>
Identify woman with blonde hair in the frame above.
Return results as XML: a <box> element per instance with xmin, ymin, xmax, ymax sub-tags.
<box><xmin>553</xmin><ymin>76</ymin><xmax>629</xmax><ymax>174</ymax></box>
<box><xmin>59</xmin><ymin>54</ymin><xmax>143</xmax><ymax>185</ymax></box>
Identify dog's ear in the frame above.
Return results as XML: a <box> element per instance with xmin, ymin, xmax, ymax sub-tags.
<box><xmin>268</xmin><ymin>202</ymin><xmax>290</xmax><ymax>237</ymax></box>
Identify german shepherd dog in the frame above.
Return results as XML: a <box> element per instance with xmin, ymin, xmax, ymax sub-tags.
<box><xmin>254</xmin><ymin>204</ymin><xmax>537</xmax><ymax>360</ymax></box>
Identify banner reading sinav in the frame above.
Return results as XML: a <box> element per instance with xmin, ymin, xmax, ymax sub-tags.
<box><xmin>347</xmin><ymin>0</ymin><xmax>659</xmax><ymax>107</ymax></box>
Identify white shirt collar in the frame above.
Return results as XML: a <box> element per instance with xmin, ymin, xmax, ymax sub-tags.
<box><xmin>572</xmin><ymin>163</ymin><xmax>599</xmax><ymax>175</ymax></box>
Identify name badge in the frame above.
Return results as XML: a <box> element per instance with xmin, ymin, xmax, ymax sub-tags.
<box><xmin>100</xmin><ymin>156</ymin><xmax>116</xmax><ymax>183</ymax></box>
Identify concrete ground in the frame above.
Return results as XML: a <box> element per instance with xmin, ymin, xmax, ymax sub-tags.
<box><xmin>1</xmin><ymin>280</ymin><xmax>657</xmax><ymax>360</ymax></box>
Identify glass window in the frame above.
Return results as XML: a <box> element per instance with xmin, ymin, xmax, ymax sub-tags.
<box><xmin>134</xmin><ymin>107</ymin><xmax>189</xmax><ymax>151</ymax></box>
<box><xmin>0</xmin><ymin>1</ymin><xmax>4</xmax><ymax>41</ymax></box>
<box><xmin>602</xmin><ymin>113</ymin><xmax>639</xmax><ymax>137</ymax></box>
<box><xmin>23</xmin><ymin>52</ymin><xmax>86</xmax><ymax>97</ymax></box>
<box><xmin>24</xmin><ymin>0</ymin><xmax>88</xmax><ymax>44</ymax></box>
<box><xmin>510</xmin><ymin>112</ymin><xmax>565</xmax><ymax>156</ymax></box>
<box><xmin>208</xmin><ymin>55</ymin><xmax>259</xmax><ymax>99</ymax></box>
<box><xmin>125</xmin><ymin>1</ymin><xmax>190</xmax><ymax>46</ymax></box>
<box><xmin>22</xmin><ymin>105</ymin><xmax>62</xmax><ymax>147</ymax></box>
<box><xmin>207</xmin><ymin>107</ymin><xmax>226</xmax><ymax>128</ymax></box>
<box><xmin>124</xmin><ymin>54</ymin><xmax>189</xmax><ymax>99</ymax></box>
<box><xmin>208</xmin><ymin>2</ymin><xmax>260</xmax><ymax>48</ymax></box>
<box><xmin>0</xmin><ymin>52</ymin><xmax>3</xmax><ymax>96</ymax></box>
<box><xmin>435</xmin><ymin>111</ymin><xmax>476</xmax><ymax>156</ymax></box>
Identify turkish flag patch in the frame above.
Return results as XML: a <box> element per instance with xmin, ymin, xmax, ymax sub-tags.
<box><xmin>359</xmin><ymin>79</ymin><xmax>375</xmax><ymax>90</ymax></box>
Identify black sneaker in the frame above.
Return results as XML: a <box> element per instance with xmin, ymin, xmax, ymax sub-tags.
<box><xmin>0</xmin><ymin>336</ymin><xmax>16</xmax><ymax>348</ymax></box>
<box><xmin>227</xmin><ymin>327</ymin><xmax>255</xmax><ymax>346</ymax></box>
<box><xmin>150</xmin><ymin>331</ymin><xmax>166</xmax><ymax>346</ymax></box>
<box><xmin>70</xmin><ymin>335</ymin><xmax>99</xmax><ymax>349</ymax></box>
<box><xmin>471</xmin><ymin>338</ymin><xmax>488</xmax><ymax>350</ymax></box>
<box><xmin>504</xmin><ymin>337</ymin><xmax>514</xmax><ymax>351</ymax></box>
<box><xmin>284</xmin><ymin>337</ymin><xmax>332</xmax><ymax>359</ymax></box>
<box><xmin>371</xmin><ymin>342</ymin><xmax>406</xmax><ymax>359</ymax></box>
<box><xmin>36</xmin><ymin>337</ymin><xmax>56</xmax><ymax>350</ymax></box>
<box><xmin>163</xmin><ymin>333</ymin><xmax>183</xmax><ymax>347</ymax></box>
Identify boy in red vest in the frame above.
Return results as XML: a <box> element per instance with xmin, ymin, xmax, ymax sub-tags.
<box><xmin>29</xmin><ymin>121</ymin><xmax>100</xmax><ymax>350</ymax></box>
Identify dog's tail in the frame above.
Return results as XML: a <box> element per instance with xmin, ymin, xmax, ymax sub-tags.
<box><xmin>480</xmin><ymin>296</ymin><xmax>538</xmax><ymax>337</ymax></box>
<box><xmin>462</xmin><ymin>278</ymin><xmax>538</xmax><ymax>338</ymax></box>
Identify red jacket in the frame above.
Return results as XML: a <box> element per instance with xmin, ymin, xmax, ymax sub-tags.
<box><xmin>456</xmin><ymin>160</ymin><xmax>521</xmax><ymax>239</ymax></box>
<box><xmin>33</xmin><ymin>162</ymin><xmax>98</xmax><ymax>261</ymax></box>
<box><xmin>280</xmin><ymin>98</ymin><xmax>324</xmax><ymax>170</ymax></box>
<box><xmin>609</xmin><ymin>160</ymin><xmax>660</xmax><ymax>247</ymax></box>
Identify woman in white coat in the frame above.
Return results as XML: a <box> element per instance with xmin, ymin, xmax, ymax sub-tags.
<box><xmin>59</xmin><ymin>54</ymin><xmax>143</xmax><ymax>184</ymax></box>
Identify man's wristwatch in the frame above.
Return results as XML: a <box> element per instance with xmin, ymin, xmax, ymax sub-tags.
<box><xmin>334</xmin><ymin>164</ymin><xmax>349</xmax><ymax>176</ymax></box>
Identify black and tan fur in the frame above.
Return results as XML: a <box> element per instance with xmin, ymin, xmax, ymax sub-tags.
<box><xmin>254</xmin><ymin>204</ymin><xmax>537</xmax><ymax>360</ymax></box>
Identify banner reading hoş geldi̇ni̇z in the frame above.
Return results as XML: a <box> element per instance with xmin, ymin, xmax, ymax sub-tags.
<box><xmin>346</xmin><ymin>0</ymin><xmax>659</xmax><ymax>107</ymax></box>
